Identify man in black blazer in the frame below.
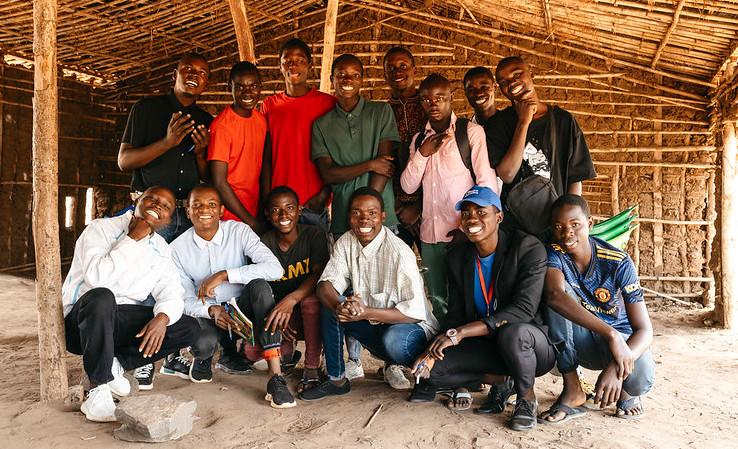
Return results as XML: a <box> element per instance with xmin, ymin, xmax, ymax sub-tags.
<box><xmin>409</xmin><ymin>185</ymin><xmax>556</xmax><ymax>431</ymax></box>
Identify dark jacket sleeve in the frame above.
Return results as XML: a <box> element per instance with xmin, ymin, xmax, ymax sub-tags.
<box><xmin>485</xmin><ymin>234</ymin><xmax>547</xmax><ymax>328</ymax></box>
<box><xmin>442</xmin><ymin>244</ymin><xmax>468</xmax><ymax>331</ymax></box>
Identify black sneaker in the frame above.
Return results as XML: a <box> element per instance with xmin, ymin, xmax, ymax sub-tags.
<box><xmin>159</xmin><ymin>354</ymin><xmax>191</xmax><ymax>380</ymax></box>
<box><xmin>298</xmin><ymin>378</ymin><xmax>351</xmax><ymax>402</ymax></box>
<box><xmin>265</xmin><ymin>374</ymin><xmax>296</xmax><ymax>409</ymax></box>
<box><xmin>133</xmin><ymin>363</ymin><xmax>155</xmax><ymax>391</ymax></box>
<box><xmin>215</xmin><ymin>353</ymin><xmax>253</xmax><ymax>375</ymax></box>
<box><xmin>476</xmin><ymin>378</ymin><xmax>514</xmax><ymax>414</ymax></box>
<box><xmin>509</xmin><ymin>398</ymin><xmax>538</xmax><ymax>431</ymax></box>
<box><xmin>189</xmin><ymin>357</ymin><xmax>213</xmax><ymax>383</ymax></box>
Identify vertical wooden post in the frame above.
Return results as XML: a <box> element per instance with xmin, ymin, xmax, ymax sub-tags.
<box><xmin>33</xmin><ymin>0</ymin><xmax>68</xmax><ymax>401</ymax></box>
<box><xmin>721</xmin><ymin>121</ymin><xmax>738</xmax><ymax>329</ymax></box>
<box><xmin>227</xmin><ymin>0</ymin><xmax>257</xmax><ymax>63</ymax></box>
<box><xmin>704</xmin><ymin>170</ymin><xmax>717</xmax><ymax>308</ymax></box>
<box><xmin>610</xmin><ymin>168</ymin><xmax>620</xmax><ymax>215</ymax></box>
<box><xmin>319</xmin><ymin>0</ymin><xmax>340</xmax><ymax>93</ymax></box>
<box><xmin>653</xmin><ymin>78</ymin><xmax>664</xmax><ymax>291</ymax></box>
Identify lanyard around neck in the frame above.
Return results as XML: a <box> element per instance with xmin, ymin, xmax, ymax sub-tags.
<box><xmin>476</xmin><ymin>255</ymin><xmax>494</xmax><ymax>317</ymax></box>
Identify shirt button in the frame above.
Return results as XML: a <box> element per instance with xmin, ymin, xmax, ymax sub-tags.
<box><xmin>180</xmin><ymin>153</ymin><xmax>184</xmax><ymax>157</ymax></box>
<box><xmin>180</xmin><ymin>170</ymin><xmax>184</xmax><ymax>174</ymax></box>
<box><xmin>178</xmin><ymin>188</ymin><xmax>182</xmax><ymax>191</ymax></box>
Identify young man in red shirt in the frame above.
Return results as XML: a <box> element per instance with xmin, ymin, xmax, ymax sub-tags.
<box><xmin>209</xmin><ymin>61</ymin><xmax>268</xmax><ymax>233</ymax></box>
<box><xmin>261</xmin><ymin>38</ymin><xmax>336</xmax><ymax>231</ymax></box>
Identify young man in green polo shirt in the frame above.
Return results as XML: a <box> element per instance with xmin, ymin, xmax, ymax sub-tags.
<box><xmin>311</xmin><ymin>53</ymin><xmax>408</xmax><ymax>389</ymax></box>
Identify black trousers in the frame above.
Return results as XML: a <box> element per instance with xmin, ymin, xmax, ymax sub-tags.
<box><xmin>191</xmin><ymin>279</ymin><xmax>282</xmax><ymax>359</ymax></box>
<box><xmin>64</xmin><ymin>287</ymin><xmax>200</xmax><ymax>385</ymax></box>
<box><xmin>426</xmin><ymin>322</ymin><xmax>556</xmax><ymax>396</ymax></box>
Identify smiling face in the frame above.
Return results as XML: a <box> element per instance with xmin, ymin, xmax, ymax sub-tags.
<box><xmin>134</xmin><ymin>187</ymin><xmax>175</xmax><ymax>231</ymax></box>
<box><xmin>383</xmin><ymin>51</ymin><xmax>416</xmax><ymax>93</ymax></box>
<box><xmin>230</xmin><ymin>71</ymin><xmax>261</xmax><ymax>114</ymax></box>
<box><xmin>186</xmin><ymin>187</ymin><xmax>224</xmax><ymax>235</ymax></box>
<box><xmin>173</xmin><ymin>56</ymin><xmax>209</xmax><ymax>98</ymax></box>
<box><xmin>267</xmin><ymin>192</ymin><xmax>300</xmax><ymax>236</ymax></box>
<box><xmin>464</xmin><ymin>73</ymin><xmax>495</xmax><ymax>116</ymax></box>
<box><xmin>280</xmin><ymin>46</ymin><xmax>311</xmax><ymax>87</ymax></box>
<box><xmin>496</xmin><ymin>61</ymin><xmax>535</xmax><ymax>103</ymax></box>
<box><xmin>551</xmin><ymin>203</ymin><xmax>593</xmax><ymax>254</ymax></box>
<box><xmin>349</xmin><ymin>194</ymin><xmax>386</xmax><ymax>246</ymax></box>
<box><xmin>420</xmin><ymin>83</ymin><xmax>453</xmax><ymax>124</ymax></box>
<box><xmin>331</xmin><ymin>59</ymin><xmax>362</xmax><ymax>101</ymax></box>
<box><xmin>460</xmin><ymin>202</ymin><xmax>502</xmax><ymax>244</ymax></box>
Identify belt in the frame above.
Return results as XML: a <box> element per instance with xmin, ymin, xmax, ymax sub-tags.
<box><xmin>132</xmin><ymin>191</ymin><xmax>188</xmax><ymax>209</ymax></box>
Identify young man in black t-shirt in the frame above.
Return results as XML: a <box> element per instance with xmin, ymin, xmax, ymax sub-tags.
<box><xmin>260</xmin><ymin>186</ymin><xmax>330</xmax><ymax>392</ymax></box>
<box><xmin>484</xmin><ymin>56</ymin><xmax>596</xmax><ymax>233</ymax></box>
<box><xmin>118</xmin><ymin>52</ymin><xmax>214</xmax><ymax>243</ymax></box>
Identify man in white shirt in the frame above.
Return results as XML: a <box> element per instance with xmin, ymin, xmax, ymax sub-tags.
<box><xmin>170</xmin><ymin>185</ymin><xmax>295</xmax><ymax>408</ymax></box>
<box><xmin>62</xmin><ymin>186</ymin><xmax>199</xmax><ymax>423</ymax></box>
<box><xmin>299</xmin><ymin>187</ymin><xmax>439</xmax><ymax>401</ymax></box>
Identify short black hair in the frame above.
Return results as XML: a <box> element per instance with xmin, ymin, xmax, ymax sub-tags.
<box><xmin>463</xmin><ymin>66</ymin><xmax>494</xmax><ymax>85</ymax></box>
<box><xmin>178</xmin><ymin>52</ymin><xmax>209</xmax><ymax>70</ymax></box>
<box><xmin>229</xmin><ymin>61</ymin><xmax>260</xmax><ymax>83</ymax></box>
<box><xmin>495</xmin><ymin>56</ymin><xmax>525</xmax><ymax>81</ymax></box>
<box><xmin>419</xmin><ymin>73</ymin><xmax>450</xmax><ymax>92</ymax></box>
<box><xmin>551</xmin><ymin>194</ymin><xmax>591</xmax><ymax>219</ymax></box>
<box><xmin>349</xmin><ymin>187</ymin><xmax>385</xmax><ymax>212</ymax></box>
<box><xmin>331</xmin><ymin>53</ymin><xmax>364</xmax><ymax>77</ymax></box>
<box><xmin>280</xmin><ymin>38</ymin><xmax>312</xmax><ymax>63</ymax></box>
<box><xmin>266</xmin><ymin>185</ymin><xmax>299</xmax><ymax>206</ymax></box>
<box><xmin>189</xmin><ymin>184</ymin><xmax>221</xmax><ymax>203</ymax></box>
<box><xmin>383</xmin><ymin>47</ymin><xmax>415</xmax><ymax>67</ymax></box>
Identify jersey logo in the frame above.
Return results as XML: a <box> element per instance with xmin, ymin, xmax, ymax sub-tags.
<box><xmin>550</xmin><ymin>243</ymin><xmax>565</xmax><ymax>253</ymax></box>
<box><xmin>623</xmin><ymin>282</ymin><xmax>641</xmax><ymax>294</ymax></box>
<box><xmin>594</xmin><ymin>288</ymin><xmax>612</xmax><ymax>303</ymax></box>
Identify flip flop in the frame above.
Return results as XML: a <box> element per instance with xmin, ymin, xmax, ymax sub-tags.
<box><xmin>296</xmin><ymin>376</ymin><xmax>321</xmax><ymax>395</ymax></box>
<box><xmin>615</xmin><ymin>396</ymin><xmax>644</xmax><ymax>420</ymax></box>
<box><xmin>537</xmin><ymin>402</ymin><xmax>587</xmax><ymax>424</ymax></box>
<box><xmin>446</xmin><ymin>390</ymin><xmax>473</xmax><ymax>411</ymax></box>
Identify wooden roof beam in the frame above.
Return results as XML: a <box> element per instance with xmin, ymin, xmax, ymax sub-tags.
<box><xmin>711</xmin><ymin>42</ymin><xmax>738</xmax><ymax>87</ymax></box>
<box><xmin>227</xmin><ymin>0</ymin><xmax>257</xmax><ymax>63</ymax></box>
<box><xmin>542</xmin><ymin>0</ymin><xmax>554</xmax><ymax>42</ymax></box>
<box><xmin>651</xmin><ymin>0</ymin><xmax>686</xmax><ymax>69</ymax></box>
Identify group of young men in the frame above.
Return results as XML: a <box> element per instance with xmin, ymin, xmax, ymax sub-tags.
<box><xmin>61</xmin><ymin>38</ymin><xmax>655</xmax><ymax>432</ymax></box>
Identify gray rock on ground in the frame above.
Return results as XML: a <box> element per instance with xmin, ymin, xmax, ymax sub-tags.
<box><xmin>113</xmin><ymin>394</ymin><xmax>197</xmax><ymax>443</ymax></box>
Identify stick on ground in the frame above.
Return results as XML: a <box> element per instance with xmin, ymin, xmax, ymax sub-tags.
<box><xmin>364</xmin><ymin>403</ymin><xmax>383</xmax><ymax>429</ymax></box>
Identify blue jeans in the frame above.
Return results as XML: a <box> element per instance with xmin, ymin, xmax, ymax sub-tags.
<box><xmin>156</xmin><ymin>207</ymin><xmax>192</xmax><ymax>243</ymax></box>
<box><xmin>299</xmin><ymin>207</ymin><xmax>330</xmax><ymax>234</ymax></box>
<box><xmin>321</xmin><ymin>305</ymin><xmax>428</xmax><ymax>380</ymax></box>
<box><xmin>545</xmin><ymin>287</ymin><xmax>656</xmax><ymax>396</ymax></box>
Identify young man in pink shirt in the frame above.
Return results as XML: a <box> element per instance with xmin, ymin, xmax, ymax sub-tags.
<box><xmin>400</xmin><ymin>73</ymin><xmax>498</xmax><ymax>321</ymax></box>
<box><xmin>261</xmin><ymin>38</ymin><xmax>336</xmax><ymax>231</ymax></box>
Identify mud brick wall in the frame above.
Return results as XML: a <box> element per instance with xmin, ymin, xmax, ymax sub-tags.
<box><xmin>104</xmin><ymin>11</ymin><xmax>716</xmax><ymax>304</ymax></box>
<box><xmin>0</xmin><ymin>62</ymin><xmax>121</xmax><ymax>270</ymax></box>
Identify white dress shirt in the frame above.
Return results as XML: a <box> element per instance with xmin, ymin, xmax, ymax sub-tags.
<box><xmin>170</xmin><ymin>220</ymin><xmax>283</xmax><ymax>319</ymax></box>
<box><xmin>61</xmin><ymin>211</ymin><xmax>185</xmax><ymax>324</ymax></box>
<box><xmin>319</xmin><ymin>226</ymin><xmax>439</xmax><ymax>338</ymax></box>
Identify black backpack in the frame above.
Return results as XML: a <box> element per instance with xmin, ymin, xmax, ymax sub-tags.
<box><xmin>414</xmin><ymin>117</ymin><xmax>475</xmax><ymax>183</ymax></box>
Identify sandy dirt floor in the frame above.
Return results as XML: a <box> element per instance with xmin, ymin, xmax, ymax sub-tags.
<box><xmin>1</xmin><ymin>273</ymin><xmax>736</xmax><ymax>449</ymax></box>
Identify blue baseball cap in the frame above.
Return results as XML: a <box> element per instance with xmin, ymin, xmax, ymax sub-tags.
<box><xmin>455</xmin><ymin>185</ymin><xmax>502</xmax><ymax>211</ymax></box>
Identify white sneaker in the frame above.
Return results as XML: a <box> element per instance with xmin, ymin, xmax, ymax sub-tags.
<box><xmin>108</xmin><ymin>357</ymin><xmax>131</xmax><ymax>397</ymax></box>
<box><xmin>345</xmin><ymin>358</ymin><xmax>365</xmax><ymax>381</ymax></box>
<box><xmin>384</xmin><ymin>363</ymin><xmax>412</xmax><ymax>390</ymax></box>
<box><xmin>80</xmin><ymin>384</ymin><xmax>117</xmax><ymax>422</ymax></box>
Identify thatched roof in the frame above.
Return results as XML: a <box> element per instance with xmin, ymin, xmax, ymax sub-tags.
<box><xmin>1</xmin><ymin>0</ymin><xmax>737</xmax><ymax>90</ymax></box>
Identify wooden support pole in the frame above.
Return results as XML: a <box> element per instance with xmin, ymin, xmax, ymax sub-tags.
<box><xmin>651</xmin><ymin>0</ymin><xmax>686</xmax><ymax>68</ymax></box>
<box><xmin>653</xmin><ymin>77</ymin><xmax>664</xmax><ymax>291</ymax></box>
<box><xmin>720</xmin><ymin>121</ymin><xmax>738</xmax><ymax>329</ymax></box>
<box><xmin>319</xmin><ymin>0</ymin><xmax>339</xmax><ymax>93</ymax></box>
<box><xmin>33</xmin><ymin>0</ymin><xmax>68</xmax><ymax>402</ymax></box>
<box><xmin>227</xmin><ymin>0</ymin><xmax>257</xmax><ymax>63</ymax></box>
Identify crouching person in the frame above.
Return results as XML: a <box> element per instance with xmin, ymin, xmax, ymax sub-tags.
<box><xmin>409</xmin><ymin>186</ymin><xmax>555</xmax><ymax>431</ymax></box>
<box><xmin>299</xmin><ymin>187</ymin><xmax>439</xmax><ymax>401</ymax></box>
<box><xmin>541</xmin><ymin>195</ymin><xmax>655</xmax><ymax>423</ymax></box>
<box><xmin>62</xmin><ymin>186</ymin><xmax>200</xmax><ymax>422</ymax></box>
<box><xmin>169</xmin><ymin>185</ymin><xmax>296</xmax><ymax>409</ymax></box>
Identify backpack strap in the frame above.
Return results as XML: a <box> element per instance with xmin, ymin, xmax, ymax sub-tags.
<box><xmin>454</xmin><ymin>117</ymin><xmax>475</xmax><ymax>183</ymax></box>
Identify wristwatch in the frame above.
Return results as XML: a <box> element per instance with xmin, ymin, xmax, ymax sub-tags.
<box><xmin>446</xmin><ymin>328</ymin><xmax>459</xmax><ymax>345</ymax></box>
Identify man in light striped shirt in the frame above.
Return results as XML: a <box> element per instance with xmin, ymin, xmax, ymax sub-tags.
<box><xmin>299</xmin><ymin>187</ymin><xmax>439</xmax><ymax>401</ymax></box>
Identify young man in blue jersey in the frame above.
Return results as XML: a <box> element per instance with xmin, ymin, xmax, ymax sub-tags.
<box><xmin>542</xmin><ymin>195</ymin><xmax>655</xmax><ymax>423</ymax></box>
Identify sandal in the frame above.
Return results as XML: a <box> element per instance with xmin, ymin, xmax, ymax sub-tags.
<box><xmin>296</xmin><ymin>375</ymin><xmax>321</xmax><ymax>395</ymax></box>
<box><xmin>615</xmin><ymin>396</ymin><xmax>644</xmax><ymax>420</ymax></box>
<box><xmin>446</xmin><ymin>389</ymin><xmax>473</xmax><ymax>411</ymax></box>
<box><xmin>476</xmin><ymin>378</ymin><xmax>514</xmax><ymax>414</ymax></box>
<box><xmin>538</xmin><ymin>402</ymin><xmax>587</xmax><ymax>424</ymax></box>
